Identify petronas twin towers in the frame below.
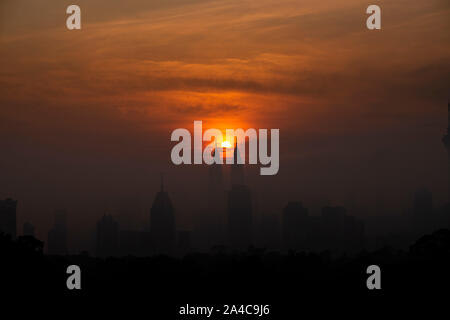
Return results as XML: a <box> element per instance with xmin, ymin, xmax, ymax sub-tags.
<box><xmin>207</xmin><ymin>140</ymin><xmax>253</xmax><ymax>249</ymax></box>
<box><xmin>150</xmin><ymin>141</ymin><xmax>253</xmax><ymax>255</ymax></box>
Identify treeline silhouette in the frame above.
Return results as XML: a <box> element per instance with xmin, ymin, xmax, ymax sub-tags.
<box><xmin>2</xmin><ymin>229</ymin><xmax>450</xmax><ymax>303</ymax></box>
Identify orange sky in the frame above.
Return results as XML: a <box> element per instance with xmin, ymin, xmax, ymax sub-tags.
<box><xmin>0</xmin><ymin>0</ymin><xmax>449</xmax><ymax>245</ymax></box>
<box><xmin>1</xmin><ymin>0</ymin><xmax>448</xmax><ymax>132</ymax></box>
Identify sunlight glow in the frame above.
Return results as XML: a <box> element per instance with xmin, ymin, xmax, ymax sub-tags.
<box><xmin>221</xmin><ymin>141</ymin><xmax>232</xmax><ymax>148</ymax></box>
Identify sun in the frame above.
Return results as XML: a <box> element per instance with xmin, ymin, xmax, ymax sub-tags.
<box><xmin>221</xmin><ymin>141</ymin><xmax>232</xmax><ymax>148</ymax></box>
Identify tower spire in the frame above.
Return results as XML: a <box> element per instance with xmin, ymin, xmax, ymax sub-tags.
<box><xmin>233</xmin><ymin>136</ymin><xmax>239</xmax><ymax>164</ymax></box>
<box><xmin>213</xmin><ymin>140</ymin><xmax>218</xmax><ymax>159</ymax></box>
<box><xmin>231</xmin><ymin>136</ymin><xmax>245</xmax><ymax>186</ymax></box>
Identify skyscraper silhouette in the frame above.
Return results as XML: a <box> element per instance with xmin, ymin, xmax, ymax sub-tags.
<box><xmin>150</xmin><ymin>177</ymin><xmax>176</xmax><ymax>255</ymax></box>
<box><xmin>227</xmin><ymin>141</ymin><xmax>252</xmax><ymax>250</ymax></box>
<box><xmin>230</xmin><ymin>138</ymin><xmax>245</xmax><ymax>186</ymax></box>
<box><xmin>208</xmin><ymin>146</ymin><xmax>225</xmax><ymax>213</ymax></box>
<box><xmin>0</xmin><ymin>198</ymin><xmax>17</xmax><ymax>239</ymax></box>
<box><xmin>204</xmin><ymin>145</ymin><xmax>227</xmax><ymax>247</ymax></box>
<box><xmin>47</xmin><ymin>210</ymin><xmax>68</xmax><ymax>255</ymax></box>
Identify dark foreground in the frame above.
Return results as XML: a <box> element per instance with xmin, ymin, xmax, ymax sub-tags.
<box><xmin>1</xmin><ymin>230</ymin><xmax>450</xmax><ymax>317</ymax></box>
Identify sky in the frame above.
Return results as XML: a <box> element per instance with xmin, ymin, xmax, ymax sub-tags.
<box><xmin>0</xmin><ymin>0</ymin><xmax>449</xmax><ymax>250</ymax></box>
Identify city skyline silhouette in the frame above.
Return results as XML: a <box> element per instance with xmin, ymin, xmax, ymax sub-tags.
<box><xmin>1</xmin><ymin>1</ymin><xmax>449</xmax><ymax>313</ymax></box>
<box><xmin>1</xmin><ymin>105</ymin><xmax>449</xmax><ymax>256</ymax></box>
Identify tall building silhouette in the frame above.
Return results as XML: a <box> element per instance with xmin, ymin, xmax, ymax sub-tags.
<box><xmin>443</xmin><ymin>103</ymin><xmax>450</xmax><ymax>201</ymax></box>
<box><xmin>230</xmin><ymin>138</ymin><xmax>245</xmax><ymax>186</ymax></box>
<box><xmin>204</xmin><ymin>145</ymin><xmax>227</xmax><ymax>246</ymax></box>
<box><xmin>227</xmin><ymin>142</ymin><xmax>252</xmax><ymax>249</ymax></box>
<box><xmin>47</xmin><ymin>210</ymin><xmax>68</xmax><ymax>255</ymax></box>
<box><xmin>150</xmin><ymin>178</ymin><xmax>176</xmax><ymax>255</ymax></box>
<box><xmin>96</xmin><ymin>214</ymin><xmax>119</xmax><ymax>257</ymax></box>
<box><xmin>0</xmin><ymin>198</ymin><xmax>17</xmax><ymax>239</ymax></box>
<box><xmin>208</xmin><ymin>147</ymin><xmax>225</xmax><ymax>215</ymax></box>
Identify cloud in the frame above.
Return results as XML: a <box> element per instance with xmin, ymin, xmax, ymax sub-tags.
<box><xmin>0</xmin><ymin>0</ymin><xmax>448</xmax><ymax>136</ymax></box>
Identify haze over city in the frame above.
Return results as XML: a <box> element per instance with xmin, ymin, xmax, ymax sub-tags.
<box><xmin>0</xmin><ymin>0</ymin><xmax>449</xmax><ymax>253</ymax></box>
